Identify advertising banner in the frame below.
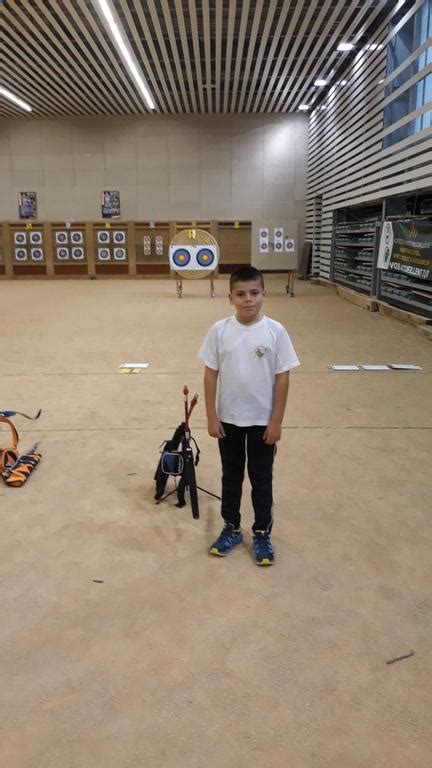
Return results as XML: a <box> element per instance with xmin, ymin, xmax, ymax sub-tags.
<box><xmin>378</xmin><ymin>219</ymin><xmax>432</xmax><ymax>280</ymax></box>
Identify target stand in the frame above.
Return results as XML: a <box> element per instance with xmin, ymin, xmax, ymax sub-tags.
<box><xmin>169</xmin><ymin>229</ymin><xmax>219</xmax><ymax>298</ymax></box>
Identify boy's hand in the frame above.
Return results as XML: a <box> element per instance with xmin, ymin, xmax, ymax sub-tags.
<box><xmin>263</xmin><ymin>421</ymin><xmax>282</xmax><ymax>444</ymax></box>
<box><xmin>207</xmin><ymin>416</ymin><xmax>225</xmax><ymax>439</ymax></box>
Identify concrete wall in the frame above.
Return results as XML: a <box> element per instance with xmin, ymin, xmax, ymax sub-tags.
<box><xmin>0</xmin><ymin>113</ymin><xmax>308</xmax><ymax>255</ymax></box>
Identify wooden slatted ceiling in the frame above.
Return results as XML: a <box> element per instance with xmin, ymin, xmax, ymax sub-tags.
<box><xmin>0</xmin><ymin>0</ymin><xmax>402</xmax><ymax>118</ymax></box>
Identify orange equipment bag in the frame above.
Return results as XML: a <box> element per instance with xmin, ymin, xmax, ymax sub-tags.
<box><xmin>0</xmin><ymin>410</ymin><xmax>42</xmax><ymax>487</ymax></box>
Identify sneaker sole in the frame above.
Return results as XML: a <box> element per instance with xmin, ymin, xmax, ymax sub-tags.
<box><xmin>256</xmin><ymin>558</ymin><xmax>274</xmax><ymax>566</ymax></box>
<box><xmin>209</xmin><ymin>540</ymin><xmax>243</xmax><ymax>557</ymax></box>
<box><xmin>209</xmin><ymin>547</ymin><xmax>227</xmax><ymax>557</ymax></box>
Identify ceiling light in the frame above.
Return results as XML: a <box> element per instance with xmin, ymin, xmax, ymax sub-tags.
<box><xmin>0</xmin><ymin>87</ymin><xmax>32</xmax><ymax>112</ymax></box>
<box><xmin>95</xmin><ymin>0</ymin><xmax>155</xmax><ymax>110</ymax></box>
<box><xmin>337</xmin><ymin>43</ymin><xmax>354</xmax><ymax>51</ymax></box>
<box><xmin>298</xmin><ymin>104</ymin><xmax>310</xmax><ymax>111</ymax></box>
<box><xmin>314</xmin><ymin>79</ymin><xmax>327</xmax><ymax>87</ymax></box>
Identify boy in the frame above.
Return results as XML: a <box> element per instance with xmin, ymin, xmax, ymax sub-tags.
<box><xmin>197</xmin><ymin>266</ymin><xmax>300</xmax><ymax>565</ymax></box>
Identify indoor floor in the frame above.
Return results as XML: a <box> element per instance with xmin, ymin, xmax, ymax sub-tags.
<box><xmin>1</xmin><ymin>275</ymin><xmax>431</xmax><ymax>768</ymax></box>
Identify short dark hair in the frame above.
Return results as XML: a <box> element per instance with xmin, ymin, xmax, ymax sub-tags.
<box><xmin>229</xmin><ymin>266</ymin><xmax>264</xmax><ymax>290</ymax></box>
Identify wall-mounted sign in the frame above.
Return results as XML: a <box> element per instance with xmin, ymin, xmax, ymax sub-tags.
<box><xmin>101</xmin><ymin>190</ymin><xmax>120</xmax><ymax>219</ymax></box>
<box><xmin>18</xmin><ymin>191</ymin><xmax>37</xmax><ymax>219</ymax></box>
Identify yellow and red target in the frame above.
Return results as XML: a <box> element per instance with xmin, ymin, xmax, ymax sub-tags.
<box><xmin>196</xmin><ymin>247</ymin><xmax>215</xmax><ymax>268</ymax></box>
<box><xmin>171</xmin><ymin>248</ymin><xmax>191</xmax><ymax>268</ymax></box>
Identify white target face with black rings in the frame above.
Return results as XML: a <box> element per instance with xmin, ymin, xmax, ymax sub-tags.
<box><xmin>196</xmin><ymin>247</ymin><xmax>216</xmax><ymax>268</ymax></box>
<box><xmin>57</xmin><ymin>247</ymin><xmax>70</xmax><ymax>260</ymax></box>
<box><xmin>14</xmin><ymin>232</ymin><xmax>27</xmax><ymax>245</ymax></box>
<box><xmin>171</xmin><ymin>247</ymin><xmax>191</xmax><ymax>268</ymax></box>
<box><xmin>113</xmin><ymin>231</ymin><xmax>126</xmax><ymax>244</ymax></box>
<box><xmin>98</xmin><ymin>247</ymin><xmax>111</xmax><ymax>261</ymax></box>
<box><xmin>30</xmin><ymin>231</ymin><xmax>43</xmax><ymax>244</ymax></box>
<box><xmin>71</xmin><ymin>247</ymin><xmax>85</xmax><ymax>260</ymax></box>
<box><xmin>31</xmin><ymin>248</ymin><xmax>44</xmax><ymax>261</ymax></box>
<box><xmin>56</xmin><ymin>231</ymin><xmax>69</xmax><ymax>244</ymax></box>
<box><xmin>97</xmin><ymin>231</ymin><xmax>110</xmax><ymax>244</ymax></box>
<box><xmin>169</xmin><ymin>244</ymin><xmax>218</xmax><ymax>271</ymax></box>
<box><xmin>70</xmin><ymin>231</ymin><xmax>84</xmax><ymax>244</ymax></box>
<box><xmin>113</xmin><ymin>248</ymin><xmax>126</xmax><ymax>261</ymax></box>
<box><xmin>15</xmin><ymin>248</ymin><xmax>28</xmax><ymax>261</ymax></box>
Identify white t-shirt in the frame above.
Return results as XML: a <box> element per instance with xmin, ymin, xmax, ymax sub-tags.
<box><xmin>197</xmin><ymin>315</ymin><xmax>300</xmax><ymax>426</ymax></box>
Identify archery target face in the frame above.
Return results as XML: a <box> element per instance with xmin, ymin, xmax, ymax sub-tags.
<box><xmin>169</xmin><ymin>244</ymin><xmax>218</xmax><ymax>271</ymax></box>
<box><xmin>143</xmin><ymin>235</ymin><xmax>151</xmax><ymax>255</ymax></box>
<box><xmin>171</xmin><ymin>248</ymin><xmax>191</xmax><ymax>268</ymax></box>
<box><xmin>155</xmin><ymin>235</ymin><xmax>164</xmax><ymax>256</ymax></box>
<box><xmin>31</xmin><ymin>248</ymin><xmax>44</xmax><ymax>261</ymax></box>
<box><xmin>97</xmin><ymin>230</ymin><xmax>110</xmax><ymax>244</ymax></box>
<box><xmin>30</xmin><ymin>231</ymin><xmax>43</xmax><ymax>244</ymax></box>
<box><xmin>70</xmin><ymin>231</ymin><xmax>83</xmax><ymax>244</ymax></box>
<box><xmin>15</xmin><ymin>248</ymin><xmax>28</xmax><ymax>261</ymax></box>
<box><xmin>56</xmin><ymin>231</ymin><xmax>68</xmax><ymax>244</ymax></box>
<box><xmin>273</xmin><ymin>227</ymin><xmax>284</xmax><ymax>252</ymax></box>
<box><xmin>113</xmin><ymin>248</ymin><xmax>126</xmax><ymax>261</ymax></box>
<box><xmin>71</xmin><ymin>247</ymin><xmax>85</xmax><ymax>260</ymax></box>
<box><xmin>113</xmin><ymin>231</ymin><xmax>126</xmax><ymax>244</ymax></box>
<box><xmin>196</xmin><ymin>247</ymin><xmax>216</xmax><ymax>268</ymax></box>
<box><xmin>98</xmin><ymin>248</ymin><xmax>111</xmax><ymax>261</ymax></box>
<box><xmin>57</xmin><ymin>247</ymin><xmax>70</xmax><ymax>260</ymax></box>
<box><xmin>14</xmin><ymin>232</ymin><xmax>26</xmax><ymax>245</ymax></box>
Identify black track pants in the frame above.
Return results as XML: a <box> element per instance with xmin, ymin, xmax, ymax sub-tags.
<box><xmin>218</xmin><ymin>422</ymin><xmax>276</xmax><ymax>534</ymax></box>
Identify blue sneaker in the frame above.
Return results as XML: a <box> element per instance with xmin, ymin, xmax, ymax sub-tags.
<box><xmin>253</xmin><ymin>532</ymin><xmax>275</xmax><ymax>566</ymax></box>
<box><xmin>209</xmin><ymin>524</ymin><xmax>243</xmax><ymax>557</ymax></box>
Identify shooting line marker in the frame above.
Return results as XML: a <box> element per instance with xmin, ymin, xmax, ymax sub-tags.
<box><xmin>118</xmin><ymin>362</ymin><xmax>149</xmax><ymax>374</ymax></box>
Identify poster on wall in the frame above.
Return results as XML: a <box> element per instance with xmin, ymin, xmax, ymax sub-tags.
<box><xmin>285</xmin><ymin>237</ymin><xmax>295</xmax><ymax>253</ymax></box>
<box><xmin>259</xmin><ymin>228</ymin><xmax>269</xmax><ymax>253</ymax></box>
<box><xmin>274</xmin><ymin>227</ymin><xmax>284</xmax><ymax>252</ymax></box>
<box><xmin>378</xmin><ymin>219</ymin><xmax>432</xmax><ymax>280</ymax></box>
<box><xmin>18</xmin><ymin>191</ymin><xmax>37</xmax><ymax>219</ymax></box>
<box><xmin>101</xmin><ymin>190</ymin><xmax>121</xmax><ymax>219</ymax></box>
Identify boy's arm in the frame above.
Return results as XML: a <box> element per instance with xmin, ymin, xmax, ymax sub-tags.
<box><xmin>203</xmin><ymin>366</ymin><xmax>225</xmax><ymax>438</ymax></box>
<box><xmin>263</xmin><ymin>371</ymin><xmax>290</xmax><ymax>445</ymax></box>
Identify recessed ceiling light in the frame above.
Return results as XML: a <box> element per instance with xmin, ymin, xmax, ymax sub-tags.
<box><xmin>95</xmin><ymin>0</ymin><xmax>155</xmax><ymax>110</ymax></box>
<box><xmin>337</xmin><ymin>43</ymin><xmax>354</xmax><ymax>51</ymax></box>
<box><xmin>298</xmin><ymin>104</ymin><xmax>310</xmax><ymax>111</ymax></box>
<box><xmin>0</xmin><ymin>87</ymin><xmax>32</xmax><ymax>112</ymax></box>
<box><xmin>314</xmin><ymin>79</ymin><xmax>327</xmax><ymax>87</ymax></box>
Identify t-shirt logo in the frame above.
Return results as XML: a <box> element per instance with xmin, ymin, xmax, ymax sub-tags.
<box><xmin>255</xmin><ymin>346</ymin><xmax>267</xmax><ymax>358</ymax></box>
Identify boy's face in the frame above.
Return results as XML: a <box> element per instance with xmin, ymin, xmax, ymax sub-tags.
<box><xmin>229</xmin><ymin>279</ymin><xmax>265</xmax><ymax>324</ymax></box>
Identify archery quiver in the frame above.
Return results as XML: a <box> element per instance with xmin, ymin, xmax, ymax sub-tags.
<box><xmin>154</xmin><ymin>422</ymin><xmax>186</xmax><ymax>501</ymax></box>
<box><xmin>0</xmin><ymin>410</ymin><xmax>42</xmax><ymax>487</ymax></box>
